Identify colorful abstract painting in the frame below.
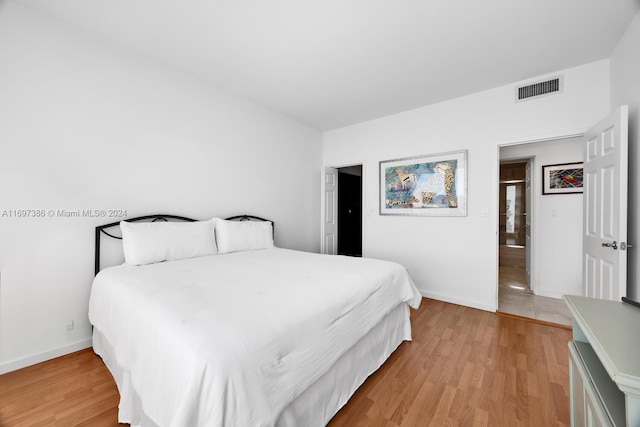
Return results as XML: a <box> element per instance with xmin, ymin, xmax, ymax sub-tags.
<box><xmin>379</xmin><ymin>150</ymin><xmax>467</xmax><ymax>216</ymax></box>
<box><xmin>542</xmin><ymin>162</ymin><xmax>583</xmax><ymax>194</ymax></box>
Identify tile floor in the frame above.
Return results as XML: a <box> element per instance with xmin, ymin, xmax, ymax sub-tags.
<box><xmin>498</xmin><ymin>266</ymin><xmax>573</xmax><ymax>326</ymax></box>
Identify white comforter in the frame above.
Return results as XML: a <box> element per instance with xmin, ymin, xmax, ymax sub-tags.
<box><xmin>88</xmin><ymin>248</ymin><xmax>421</xmax><ymax>427</ymax></box>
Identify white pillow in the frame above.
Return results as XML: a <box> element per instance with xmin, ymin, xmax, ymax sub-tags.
<box><xmin>121</xmin><ymin>219</ymin><xmax>217</xmax><ymax>265</ymax></box>
<box><xmin>215</xmin><ymin>218</ymin><xmax>274</xmax><ymax>254</ymax></box>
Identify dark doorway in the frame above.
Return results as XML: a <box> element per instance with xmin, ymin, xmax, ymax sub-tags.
<box><xmin>337</xmin><ymin>166</ymin><xmax>362</xmax><ymax>257</ymax></box>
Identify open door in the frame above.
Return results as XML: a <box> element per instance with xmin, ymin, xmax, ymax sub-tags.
<box><xmin>337</xmin><ymin>169</ymin><xmax>362</xmax><ymax>256</ymax></box>
<box><xmin>583</xmin><ymin>106</ymin><xmax>629</xmax><ymax>300</ymax></box>
<box><xmin>322</xmin><ymin>167</ymin><xmax>338</xmax><ymax>255</ymax></box>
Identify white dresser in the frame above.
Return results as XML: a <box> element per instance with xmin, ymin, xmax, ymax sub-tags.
<box><xmin>564</xmin><ymin>295</ymin><xmax>640</xmax><ymax>426</ymax></box>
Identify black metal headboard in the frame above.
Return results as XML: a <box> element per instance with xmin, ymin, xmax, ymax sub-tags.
<box><xmin>94</xmin><ymin>214</ymin><xmax>273</xmax><ymax>275</ymax></box>
<box><xmin>225</xmin><ymin>214</ymin><xmax>271</xmax><ymax>223</ymax></box>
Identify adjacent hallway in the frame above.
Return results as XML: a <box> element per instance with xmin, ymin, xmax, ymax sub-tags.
<box><xmin>498</xmin><ymin>266</ymin><xmax>572</xmax><ymax>326</ymax></box>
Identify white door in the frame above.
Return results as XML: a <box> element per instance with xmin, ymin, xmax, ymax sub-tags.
<box><xmin>583</xmin><ymin>106</ymin><xmax>629</xmax><ymax>300</ymax></box>
<box><xmin>322</xmin><ymin>167</ymin><xmax>338</xmax><ymax>255</ymax></box>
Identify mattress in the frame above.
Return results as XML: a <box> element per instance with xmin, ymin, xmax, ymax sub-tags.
<box><xmin>89</xmin><ymin>248</ymin><xmax>421</xmax><ymax>426</ymax></box>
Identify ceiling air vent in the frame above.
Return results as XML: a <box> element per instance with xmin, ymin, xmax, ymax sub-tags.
<box><xmin>516</xmin><ymin>76</ymin><xmax>563</xmax><ymax>102</ymax></box>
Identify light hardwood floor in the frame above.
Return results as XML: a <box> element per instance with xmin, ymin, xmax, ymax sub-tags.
<box><xmin>0</xmin><ymin>299</ymin><xmax>572</xmax><ymax>426</ymax></box>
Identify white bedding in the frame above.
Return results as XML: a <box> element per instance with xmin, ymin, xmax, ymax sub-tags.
<box><xmin>89</xmin><ymin>248</ymin><xmax>421</xmax><ymax>427</ymax></box>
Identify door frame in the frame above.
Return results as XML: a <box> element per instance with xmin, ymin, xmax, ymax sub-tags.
<box><xmin>320</xmin><ymin>162</ymin><xmax>365</xmax><ymax>256</ymax></box>
<box><xmin>494</xmin><ymin>130</ymin><xmax>585</xmax><ymax>311</ymax></box>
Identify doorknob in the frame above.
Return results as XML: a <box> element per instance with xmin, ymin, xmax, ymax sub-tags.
<box><xmin>602</xmin><ymin>241</ymin><xmax>618</xmax><ymax>250</ymax></box>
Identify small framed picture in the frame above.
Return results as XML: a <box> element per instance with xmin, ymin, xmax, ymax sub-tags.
<box><xmin>542</xmin><ymin>162</ymin><xmax>583</xmax><ymax>195</ymax></box>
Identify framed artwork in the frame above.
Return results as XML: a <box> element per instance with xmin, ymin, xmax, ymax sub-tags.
<box><xmin>542</xmin><ymin>162</ymin><xmax>584</xmax><ymax>195</ymax></box>
<box><xmin>379</xmin><ymin>150</ymin><xmax>467</xmax><ymax>216</ymax></box>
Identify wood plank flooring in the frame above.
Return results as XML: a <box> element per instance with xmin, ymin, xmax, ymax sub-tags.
<box><xmin>0</xmin><ymin>299</ymin><xmax>572</xmax><ymax>426</ymax></box>
<box><xmin>0</xmin><ymin>348</ymin><xmax>121</xmax><ymax>426</ymax></box>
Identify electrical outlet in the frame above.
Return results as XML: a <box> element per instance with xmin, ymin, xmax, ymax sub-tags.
<box><xmin>66</xmin><ymin>320</ymin><xmax>75</xmax><ymax>331</ymax></box>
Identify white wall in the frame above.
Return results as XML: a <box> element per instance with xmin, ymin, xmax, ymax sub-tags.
<box><xmin>500</xmin><ymin>137</ymin><xmax>584</xmax><ymax>299</ymax></box>
<box><xmin>324</xmin><ymin>61</ymin><xmax>610</xmax><ymax>311</ymax></box>
<box><xmin>611</xmin><ymin>10</ymin><xmax>640</xmax><ymax>301</ymax></box>
<box><xmin>0</xmin><ymin>2</ymin><xmax>322</xmax><ymax>373</ymax></box>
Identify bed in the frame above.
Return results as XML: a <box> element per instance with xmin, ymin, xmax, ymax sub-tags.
<box><xmin>89</xmin><ymin>214</ymin><xmax>422</xmax><ymax>427</ymax></box>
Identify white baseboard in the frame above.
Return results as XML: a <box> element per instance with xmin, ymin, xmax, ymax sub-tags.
<box><xmin>0</xmin><ymin>338</ymin><xmax>92</xmax><ymax>375</ymax></box>
<box><xmin>420</xmin><ymin>290</ymin><xmax>496</xmax><ymax>312</ymax></box>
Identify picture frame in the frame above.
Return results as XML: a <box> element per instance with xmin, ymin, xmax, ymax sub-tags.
<box><xmin>379</xmin><ymin>150</ymin><xmax>467</xmax><ymax>216</ymax></box>
<box><xmin>542</xmin><ymin>162</ymin><xmax>584</xmax><ymax>195</ymax></box>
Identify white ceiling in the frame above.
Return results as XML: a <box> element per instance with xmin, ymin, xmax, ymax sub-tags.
<box><xmin>12</xmin><ymin>0</ymin><xmax>640</xmax><ymax>130</ymax></box>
